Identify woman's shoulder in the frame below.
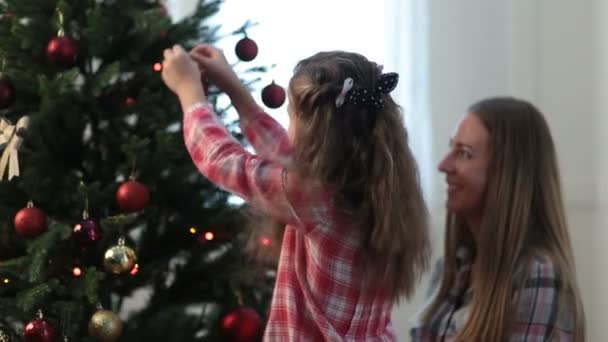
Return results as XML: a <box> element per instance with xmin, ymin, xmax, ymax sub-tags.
<box><xmin>513</xmin><ymin>252</ymin><xmax>564</xmax><ymax>311</ymax></box>
<box><xmin>519</xmin><ymin>252</ymin><xmax>561</xmax><ymax>285</ymax></box>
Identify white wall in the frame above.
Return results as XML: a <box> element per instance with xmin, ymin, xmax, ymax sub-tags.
<box><xmin>591</xmin><ymin>0</ymin><xmax>607</xmax><ymax>341</ymax></box>
<box><xmin>391</xmin><ymin>0</ymin><xmax>601</xmax><ymax>340</ymax></box>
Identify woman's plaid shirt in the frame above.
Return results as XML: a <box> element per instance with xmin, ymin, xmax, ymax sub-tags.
<box><xmin>410</xmin><ymin>249</ymin><xmax>575</xmax><ymax>341</ymax></box>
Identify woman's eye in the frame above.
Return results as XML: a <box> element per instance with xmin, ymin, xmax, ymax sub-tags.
<box><xmin>456</xmin><ymin>150</ymin><xmax>471</xmax><ymax>159</ymax></box>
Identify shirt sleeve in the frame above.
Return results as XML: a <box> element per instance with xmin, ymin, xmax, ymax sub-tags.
<box><xmin>510</xmin><ymin>256</ymin><xmax>575</xmax><ymax>342</ymax></box>
<box><xmin>183</xmin><ymin>102</ymin><xmax>312</xmax><ymax>228</ymax></box>
<box><xmin>239</xmin><ymin>109</ymin><xmax>294</xmax><ymax>166</ymax></box>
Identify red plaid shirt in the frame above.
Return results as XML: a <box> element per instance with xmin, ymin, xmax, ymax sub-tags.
<box><xmin>183</xmin><ymin>102</ymin><xmax>397</xmax><ymax>341</ymax></box>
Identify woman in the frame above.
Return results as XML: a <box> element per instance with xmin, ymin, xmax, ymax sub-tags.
<box><xmin>411</xmin><ymin>97</ymin><xmax>585</xmax><ymax>341</ymax></box>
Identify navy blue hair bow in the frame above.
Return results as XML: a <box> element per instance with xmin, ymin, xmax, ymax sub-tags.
<box><xmin>336</xmin><ymin>72</ymin><xmax>399</xmax><ymax>111</ymax></box>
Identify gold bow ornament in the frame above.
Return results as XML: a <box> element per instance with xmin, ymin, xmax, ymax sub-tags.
<box><xmin>0</xmin><ymin>116</ymin><xmax>30</xmax><ymax>180</ymax></box>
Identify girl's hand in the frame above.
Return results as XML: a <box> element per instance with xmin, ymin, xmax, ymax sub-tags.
<box><xmin>190</xmin><ymin>44</ymin><xmax>242</xmax><ymax>96</ymax></box>
<box><xmin>161</xmin><ymin>45</ymin><xmax>204</xmax><ymax>103</ymax></box>
<box><xmin>190</xmin><ymin>44</ymin><xmax>259</xmax><ymax>117</ymax></box>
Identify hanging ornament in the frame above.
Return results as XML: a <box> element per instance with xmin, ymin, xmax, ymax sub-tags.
<box><xmin>46</xmin><ymin>36</ymin><xmax>77</xmax><ymax>67</ymax></box>
<box><xmin>116</xmin><ymin>179</ymin><xmax>150</xmax><ymax>212</ymax></box>
<box><xmin>0</xmin><ymin>77</ymin><xmax>15</xmax><ymax>109</ymax></box>
<box><xmin>73</xmin><ymin>211</ymin><xmax>102</xmax><ymax>247</ymax></box>
<box><xmin>46</xmin><ymin>10</ymin><xmax>77</xmax><ymax>67</ymax></box>
<box><xmin>235</xmin><ymin>37</ymin><xmax>258</xmax><ymax>62</ymax></box>
<box><xmin>103</xmin><ymin>237</ymin><xmax>137</xmax><ymax>274</ymax></box>
<box><xmin>88</xmin><ymin>307</ymin><xmax>122</xmax><ymax>342</ymax></box>
<box><xmin>220</xmin><ymin>307</ymin><xmax>263</xmax><ymax>342</ymax></box>
<box><xmin>23</xmin><ymin>310</ymin><xmax>57</xmax><ymax>342</ymax></box>
<box><xmin>14</xmin><ymin>201</ymin><xmax>47</xmax><ymax>238</ymax></box>
<box><xmin>261</xmin><ymin>81</ymin><xmax>286</xmax><ymax>109</ymax></box>
<box><xmin>0</xmin><ymin>327</ymin><xmax>11</xmax><ymax>342</ymax></box>
<box><xmin>0</xmin><ymin>115</ymin><xmax>30</xmax><ymax>180</ymax></box>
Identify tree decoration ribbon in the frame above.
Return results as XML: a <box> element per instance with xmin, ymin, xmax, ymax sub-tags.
<box><xmin>0</xmin><ymin>115</ymin><xmax>29</xmax><ymax>180</ymax></box>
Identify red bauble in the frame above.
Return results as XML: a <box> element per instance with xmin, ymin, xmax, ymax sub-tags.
<box><xmin>235</xmin><ymin>37</ymin><xmax>258</xmax><ymax>62</ymax></box>
<box><xmin>23</xmin><ymin>318</ymin><xmax>56</xmax><ymax>342</ymax></box>
<box><xmin>261</xmin><ymin>81</ymin><xmax>286</xmax><ymax>109</ymax></box>
<box><xmin>116</xmin><ymin>180</ymin><xmax>150</xmax><ymax>212</ymax></box>
<box><xmin>46</xmin><ymin>36</ymin><xmax>78</xmax><ymax>67</ymax></box>
<box><xmin>220</xmin><ymin>307</ymin><xmax>263</xmax><ymax>342</ymax></box>
<box><xmin>0</xmin><ymin>77</ymin><xmax>15</xmax><ymax>109</ymax></box>
<box><xmin>14</xmin><ymin>204</ymin><xmax>47</xmax><ymax>238</ymax></box>
<box><xmin>73</xmin><ymin>219</ymin><xmax>102</xmax><ymax>246</ymax></box>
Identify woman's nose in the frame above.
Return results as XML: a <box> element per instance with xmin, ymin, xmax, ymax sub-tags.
<box><xmin>438</xmin><ymin>154</ymin><xmax>453</xmax><ymax>174</ymax></box>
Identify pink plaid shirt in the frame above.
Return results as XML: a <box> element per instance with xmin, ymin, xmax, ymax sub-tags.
<box><xmin>183</xmin><ymin>102</ymin><xmax>397</xmax><ymax>341</ymax></box>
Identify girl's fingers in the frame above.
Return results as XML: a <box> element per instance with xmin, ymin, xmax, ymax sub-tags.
<box><xmin>172</xmin><ymin>44</ymin><xmax>186</xmax><ymax>55</ymax></box>
<box><xmin>190</xmin><ymin>51</ymin><xmax>206</xmax><ymax>64</ymax></box>
<box><xmin>191</xmin><ymin>44</ymin><xmax>212</xmax><ymax>56</ymax></box>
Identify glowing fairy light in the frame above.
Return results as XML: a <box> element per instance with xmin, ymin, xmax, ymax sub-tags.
<box><xmin>204</xmin><ymin>232</ymin><xmax>215</xmax><ymax>241</ymax></box>
<box><xmin>72</xmin><ymin>266</ymin><xmax>83</xmax><ymax>277</ymax></box>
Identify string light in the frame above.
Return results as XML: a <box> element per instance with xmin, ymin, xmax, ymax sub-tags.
<box><xmin>153</xmin><ymin>62</ymin><xmax>163</xmax><ymax>72</ymax></box>
<box><xmin>72</xmin><ymin>266</ymin><xmax>83</xmax><ymax>277</ymax></box>
<box><xmin>125</xmin><ymin>97</ymin><xmax>136</xmax><ymax>108</ymax></box>
<box><xmin>130</xmin><ymin>263</ymin><xmax>139</xmax><ymax>275</ymax></box>
<box><xmin>189</xmin><ymin>227</ymin><xmax>197</xmax><ymax>234</ymax></box>
<box><xmin>2</xmin><ymin>277</ymin><xmax>10</xmax><ymax>284</ymax></box>
<box><xmin>260</xmin><ymin>237</ymin><xmax>271</xmax><ymax>246</ymax></box>
<box><xmin>204</xmin><ymin>232</ymin><xmax>214</xmax><ymax>241</ymax></box>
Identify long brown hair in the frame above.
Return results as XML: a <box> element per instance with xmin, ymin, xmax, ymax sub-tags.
<box><xmin>424</xmin><ymin>97</ymin><xmax>585</xmax><ymax>341</ymax></box>
<box><xmin>251</xmin><ymin>51</ymin><xmax>430</xmax><ymax>301</ymax></box>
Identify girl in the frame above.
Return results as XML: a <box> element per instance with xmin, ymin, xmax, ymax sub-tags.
<box><xmin>161</xmin><ymin>44</ymin><xmax>430</xmax><ymax>341</ymax></box>
<box><xmin>411</xmin><ymin>97</ymin><xmax>585</xmax><ymax>341</ymax></box>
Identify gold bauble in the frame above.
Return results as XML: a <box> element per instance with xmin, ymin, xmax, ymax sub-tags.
<box><xmin>88</xmin><ymin>309</ymin><xmax>122</xmax><ymax>342</ymax></box>
<box><xmin>103</xmin><ymin>239</ymin><xmax>136</xmax><ymax>274</ymax></box>
<box><xmin>0</xmin><ymin>328</ymin><xmax>11</xmax><ymax>342</ymax></box>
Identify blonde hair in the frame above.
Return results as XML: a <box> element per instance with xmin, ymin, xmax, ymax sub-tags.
<box><xmin>424</xmin><ymin>97</ymin><xmax>585</xmax><ymax>341</ymax></box>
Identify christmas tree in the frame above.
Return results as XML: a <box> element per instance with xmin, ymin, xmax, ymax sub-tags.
<box><xmin>0</xmin><ymin>1</ymin><xmax>282</xmax><ymax>341</ymax></box>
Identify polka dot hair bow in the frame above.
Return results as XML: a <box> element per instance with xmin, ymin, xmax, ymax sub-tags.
<box><xmin>335</xmin><ymin>72</ymin><xmax>399</xmax><ymax>111</ymax></box>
